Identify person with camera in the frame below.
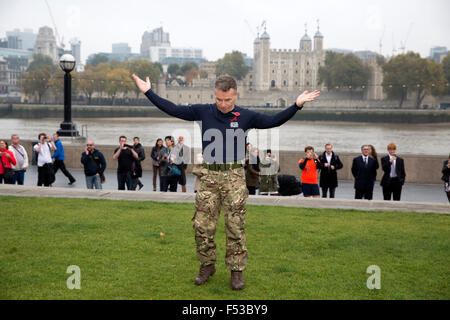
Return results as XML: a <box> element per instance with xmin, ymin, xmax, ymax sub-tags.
<box><xmin>259</xmin><ymin>149</ymin><xmax>279</xmax><ymax>196</ymax></box>
<box><xmin>159</xmin><ymin>135</ymin><xmax>179</xmax><ymax>192</ymax></box>
<box><xmin>33</xmin><ymin>133</ymin><xmax>56</xmax><ymax>187</ymax></box>
<box><xmin>113</xmin><ymin>135</ymin><xmax>139</xmax><ymax>190</ymax></box>
<box><xmin>172</xmin><ymin>135</ymin><xmax>190</xmax><ymax>193</ymax></box>
<box><xmin>132</xmin><ymin>137</ymin><xmax>146</xmax><ymax>191</ymax></box>
<box><xmin>52</xmin><ymin>133</ymin><xmax>76</xmax><ymax>185</ymax></box>
<box><xmin>442</xmin><ymin>153</ymin><xmax>450</xmax><ymax>202</ymax></box>
<box><xmin>380</xmin><ymin>142</ymin><xmax>406</xmax><ymax>201</ymax></box>
<box><xmin>151</xmin><ymin>138</ymin><xmax>164</xmax><ymax>191</ymax></box>
<box><xmin>8</xmin><ymin>134</ymin><xmax>28</xmax><ymax>185</ymax></box>
<box><xmin>81</xmin><ymin>140</ymin><xmax>106</xmax><ymax>190</ymax></box>
<box><xmin>298</xmin><ymin>146</ymin><xmax>322</xmax><ymax>198</ymax></box>
<box><xmin>0</xmin><ymin>140</ymin><xmax>16</xmax><ymax>184</ymax></box>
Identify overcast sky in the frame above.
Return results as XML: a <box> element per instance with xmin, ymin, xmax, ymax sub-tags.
<box><xmin>1</xmin><ymin>0</ymin><xmax>449</xmax><ymax>64</ymax></box>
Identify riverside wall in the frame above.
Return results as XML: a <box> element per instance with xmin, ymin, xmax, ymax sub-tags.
<box><xmin>5</xmin><ymin>140</ymin><xmax>446</xmax><ymax>185</ymax></box>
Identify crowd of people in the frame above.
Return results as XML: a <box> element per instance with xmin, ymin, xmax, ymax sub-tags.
<box><xmin>244</xmin><ymin>142</ymin><xmax>450</xmax><ymax>203</ymax></box>
<box><xmin>0</xmin><ymin>134</ymin><xmax>449</xmax><ymax>202</ymax></box>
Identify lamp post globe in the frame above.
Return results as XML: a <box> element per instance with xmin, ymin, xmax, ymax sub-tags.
<box><xmin>57</xmin><ymin>54</ymin><xmax>79</xmax><ymax>137</ymax></box>
<box><xmin>59</xmin><ymin>54</ymin><xmax>76</xmax><ymax>73</ymax></box>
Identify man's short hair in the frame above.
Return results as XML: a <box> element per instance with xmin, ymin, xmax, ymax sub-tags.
<box><xmin>165</xmin><ymin>135</ymin><xmax>174</xmax><ymax>143</ymax></box>
<box><xmin>215</xmin><ymin>75</ymin><xmax>237</xmax><ymax>92</ymax></box>
<box><xmin>304</xmin><ymin>146</ymin><xmax>314</xmax><ymax>152</ymax></box>
<box><xmin>133</xmin><ymin>137</ymin><xmax>140</xmax><ymax>140</ymax></box>
<box><xmin>119</xmin><ymin>135</ymin><xmax>127</xmax><ymax>140</ymax></box>
<box><xmin>325</xmin><ymin>143</ymin><xmax>333</xmax><ymax>148</ymax></box>
<box><xmin>38</xmin><ymin>133</ymin><xmax>46</xmax><ymax>140</ymax></box>
<box><xmin>387</xmin><ymin>142</ymin><xmax>397</xmax><ymax>150</ymax></box>
<box><xmin>361</xmin><ymin>145</ymin><xmax>369</xmax><ymax>151</ymax></box>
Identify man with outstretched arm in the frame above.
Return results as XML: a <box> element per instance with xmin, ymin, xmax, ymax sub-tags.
<box><xmin>132</xmin><ymin>73</ymin><xmax>320</xmax><ymax>290</ymax></box>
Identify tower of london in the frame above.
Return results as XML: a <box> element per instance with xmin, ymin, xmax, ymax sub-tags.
<box><xmin>251</xmin><ymin>23</ymin><xmax>325</xmax><ymax>92</ymax></box>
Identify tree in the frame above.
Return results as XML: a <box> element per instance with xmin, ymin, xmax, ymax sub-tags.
<box><xmin>318</xmin><ymin>51</ymin><xmax>341</xmax><ymax>89</ymax></box>
<box><xmin>87</xmin><ymin>54</ymin><xmax>109</xmax><ymax>67</ymax></box>
<box><xmin>168</xmin><ymin>63</ymin><xmax>180</xmax><ymax>77</ymax></box>
<box><xmin>105</xmin><ymin>67</ymin><xmax>134</xmax><ymax>105</ymax></box>
<box><xmin>76</xmin><ymin>65</ymin><xmax>99</xmax><ymax>104</ymax></box>
<box><xmin>93</xmin><ymin>62</ymin><xmax>111</xmax><ymax>98</ymax></box>
<box><xmin>153</xmin><ymin>62</ymin><xmax>163</xmax><ymax>73</ymax></box>
<box><xmin>180</xmin><ymin>62</ymin><xmax>198</xmax><ymax>76</ymax></box>
<box><xmin>215</xmin><ymin>51</ymin><xmax>249</xmax><ymax>80</ymax></box>
<box><xmin>442</xmin><ymin>53</ymin><xmax>450</xmax><ymax>94</ymax></box>
<box><xmin>49</xmin><ymin>69</ymin><xmax>65</xmax><ymax>102</ymax></box>
<box><xmin>124</xmin><ymin>59</ymin><xmax>161</xmax><ymax>98</ymax></box>
<box><xmin>50</xmin><ymin>69</ymin><xmax>80</xmax><ymax>103</ymax></box>
<box><xmin>20</xmin><ymin>66</ymin><xmax>52</xmax><ymax>103</ymax></box>
<box><xmin>318</xmin><ymin>51</ymin><xmax>370</xmax><ymax>91</ymax></box>
<box><xmin>27</xmin><ymin>53</ymin><xmax>56</xmax><ymax>72</ymax></box>
<box><xmin>382</xmin><ymin>52</ymin><xmax>447</xmax><ymax>108</ymax></box>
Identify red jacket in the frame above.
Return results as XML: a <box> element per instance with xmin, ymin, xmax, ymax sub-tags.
<box><xmin>0</xmin><ymin>149</ymin><xmax>16</xmax><ymax>174</ymax></box>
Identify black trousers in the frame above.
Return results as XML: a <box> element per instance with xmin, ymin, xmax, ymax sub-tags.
<box><xmin>37</xmin><ymin>164</ymin><xmax>52</xmax><ymax>187</ymax></box>
<box><xmin>382</xmin><ymin>177</ymin><xmax>403</xmax><ymax>201</ymax></box>
<box><xmin>247</xmin><ymin>185</ymin><xmax>256</xmax><ymax>195</ymax></box>
<box><xmin>161</xmin><ymin>175</ymin><xmax>178</xmax><ymax>192</ymax></box>
<box><xmin>321</xmin><ymin>186</ymin><xmax>336</xmax><ymax>198</ymax></box>
<box><xmin>355</xmin><ymin>187</ymin><xmax>374</xmax><ymax>200</ymax></box>
<box><xmin>117</xmin><ymin>171</ymin><xmax>132</xmax><ymax>190</ymax></box>
<box><xmin>53</xmin><ymin>160</ymin><xmax>76</xmax><ymax>183</ymax></box>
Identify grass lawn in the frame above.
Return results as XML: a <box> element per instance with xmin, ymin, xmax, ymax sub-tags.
<box><xmin>0</xmin><ymin>195</ymin><xmax>448</xmax><ymax>300</ymax></box>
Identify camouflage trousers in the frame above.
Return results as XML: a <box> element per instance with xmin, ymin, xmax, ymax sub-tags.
<box><xmin>192</xmin><ymin>166</ymin><xmax>249</xmax><ymax>271</ymax></box>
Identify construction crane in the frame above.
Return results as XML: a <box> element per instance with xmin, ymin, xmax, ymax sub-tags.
<box><xmin>44</xmin><ymin>0</ymin><xmax>64</xmax><ymax>48</ymax></box>
<box><xmin>244</xmin><ymin>19</ymin><xmax>256</xmax><ymax>38</ymax></box>
<box><xmin>399</xmin><ymin>22</ymin><xmax>413</xmax><ymax>54</ymax></box>
<box><xmin>378</xmin><ymin>25</ymin><xmax>385</xmax><ymax>55</ymax></box>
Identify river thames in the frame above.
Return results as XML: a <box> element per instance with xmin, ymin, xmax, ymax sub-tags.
<box><xmin>0</xmin><ymin>117</ymin><xmax>448</xmax><ymax>155</ymax></box>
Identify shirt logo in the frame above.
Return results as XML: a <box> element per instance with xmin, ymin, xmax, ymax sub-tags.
<box><xmin>230</xmin><ymin>122</ymin><xmax>239</xmax><ymax>128</ymax></box>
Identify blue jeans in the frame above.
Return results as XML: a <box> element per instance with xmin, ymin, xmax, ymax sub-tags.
<box><xmin>86</xmin><ymin>175</ymin><xmax>102</xmax><ymax>189</ymax></box>
<box><xmin>13</xmin><ymin>170</ymin><xmax>25</xmax><ymax>185</ymax></box>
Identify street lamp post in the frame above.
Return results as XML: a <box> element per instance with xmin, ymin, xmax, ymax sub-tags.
<box><xmin>57</xmin><ymin>54</ymin><xmax>79</xmax><ymax>137</ymax></box>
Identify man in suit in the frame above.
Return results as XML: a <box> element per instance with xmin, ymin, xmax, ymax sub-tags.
<box><xmin>380</xmin><ymin>142</ymin><xmax>406</xmax><ymax>201</ymax></box>
<box><xmin>318</xmin><ymin>143</ymin><xmax>343</xmax><ymax>198</ymax></box>
<box><xmin>352</xmin><ymin>145</ymin><xmax>379</xmax><ymax>200</ymax></box>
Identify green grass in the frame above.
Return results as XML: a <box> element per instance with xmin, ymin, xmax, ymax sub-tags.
<box><xmin>0</xmin><ymin>195</ymin><xmax>448</xmax><ymax>300</ymax></box>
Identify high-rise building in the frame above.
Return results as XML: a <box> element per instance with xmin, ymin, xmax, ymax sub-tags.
<box><xmin>140</xmin><ymin>27</ymin><xmax>170</xmax><ymax>59</ymax></box>
<box><xmin>140</xmin><ymin>27</ymin><xmax>204</xmax><ymax>65</ymax></box>
<box><xmin>429</xmin><ymin>46</ymin><xmax>448</xmax><ymax>62</ymax></box>
<box><xmin>7</xmin><ymin>35</ymin><xmax>22</xmax><ymax>50</ymax></box>
<box><xmin>70</xmin><ymin>38</ymin><xmax>81</xmax><ymax>71</ymax></box>
<box><xmin>112</xmin><ymin>43</ymin><xmax>131</xmax><ymax>55</ymax></box>
<box><xmin>6</xmin><ymin>28</ymin><xmax>37</xmax><ymax>51</ymax></box>
<box><xmin>34</xmin><ymin>26</ymin><xmax>58</xmax><ymax>63</ymax></box>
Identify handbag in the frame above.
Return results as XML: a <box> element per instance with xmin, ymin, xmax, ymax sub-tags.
<box><xmin>168</xmin><ymin>163</ymin><xmax>181</xmax><ymax>176</ymax></box>
<box><xmin>0</xmin><ymin>155</ymin><xmax>15</xmax><ymax>183</ymax></box>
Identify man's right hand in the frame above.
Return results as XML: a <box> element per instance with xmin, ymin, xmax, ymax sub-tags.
<box><xmin>132</xmin><ymin>74</ymin><xmax>151</xmax><ymax>93</ymax></box>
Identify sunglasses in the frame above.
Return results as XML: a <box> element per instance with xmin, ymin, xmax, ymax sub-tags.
<box><xmin>86</xmin><ymin>144</ymin><xmax>94</xmax><ymax>146</ymax></box>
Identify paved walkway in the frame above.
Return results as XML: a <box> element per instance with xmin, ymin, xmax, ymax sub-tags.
<box><xmin>0</xmin><ymin>167</ymin><xmax>448</xmax><ymax>214</ymax></box>
<box><xmin>11</xmin><ymin>166</ymin><xmax>450</xmax><ymax>203</ymax></box>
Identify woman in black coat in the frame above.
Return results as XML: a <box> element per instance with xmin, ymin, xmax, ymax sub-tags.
<box><xmin>318</xmin><ymin>143</ymin><xmax>343</xmax><ymax>198</ymax></box>
<box><xmin>442</xmin><ymin>154</ymin><xmax>450</xmax><ymax>202</ymax></box>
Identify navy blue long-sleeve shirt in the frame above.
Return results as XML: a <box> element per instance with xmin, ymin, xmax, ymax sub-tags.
<box><xmin>145</xmin><ymin>89</ymin><xmax>302</xmax><ymax>163</ymax></box>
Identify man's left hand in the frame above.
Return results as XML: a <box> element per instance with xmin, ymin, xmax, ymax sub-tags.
<box><xmin>296</xmin><ymin>90</ymin><xmax>320</xmax><ymax>108</ymax></box>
